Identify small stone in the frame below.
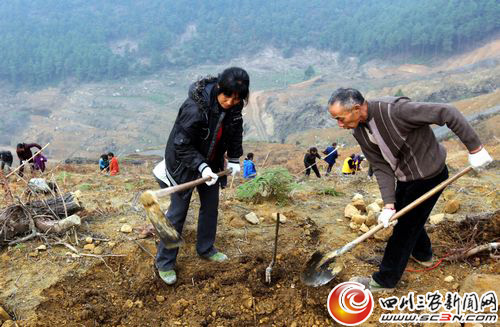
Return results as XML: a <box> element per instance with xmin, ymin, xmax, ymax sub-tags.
<box><xmin>108</xmin><ymin>242</ymin><xmax>116</xmax><ymax>248</ymax></box>
<box><xmin>172</xmin><ymin>299</ymin><xmax>189</xmax><ymax>317</ymax></box>
<box><xmin>375</xmin><ymin>199</ymin><xmax>384</xmax><ymax>207</ymax></box>
<box><xmin>352</xmin><ymin>214</ymin><xmax>366</xmax><ymax>225</ymax></box>
<box><xmin>124</xmin><ymin>299</ymin><xmax>134</xmax><ymax>309</ymax></box>
<box><xmin>452</xmin><ymin>283</ymin><xmax>460</xmax><ymax>290</ymax></box>
<box><xmin>344</xmin><ymin>204</ymin><xmax>360</xmax><ymax>219</ymax></box>
<box><xmin>0</xmin><ymin>306</ymin><xmax>11</xmax><ymax>321</ymax></box>
<box><xmin>84</xmin><ymin>244</ymin><xmax>95</xmax><ymax>251</ymax></box>
<box><xmin>352</xmin><ymin>193</ymin><xmax>364</xmax><ymax>201</ymax></box>
<box><xmin>36</xmin><ymin>244</ymin><xmax>47</xmax><ymax>251</ymax></box>
<box><xmin>119</xmin><ymin>218</ymin><xmax>127</xmax><ymax>223</ymax></box>
<box><xmin>134</xmin><ymin>300</ymin><xmax>143</xmax><ymax>308</ymax></box>
<box><xmin>360</xmin><ymin>223</ymin><xmax>369</xmax><ymax>233</ymax></box>
<box><xmin>156</xmin><ymin>295</ymin><xmax>165</xmax><ymax>303</ymax></box>
<box><xmin>444</xmin><ymin>199</ymin><xmax>460</xmax><ymax>214</ymax></box>
<box><xmin>271</xmin><ymin>213</ymin><xmax>287</xmax><ymax>223</ymax></box>
<box><xmin>349</xmin><ymin>222</ymin><xmax>360</xmax><ymax>230</ymax></box>
<box><xmin>229</xmin><ymin>217</ymin><xmax>246</xmax><ymax>228</ymax></box>
<box><xmin>85</xmin><ymin>237</ymin><xmax>93</xmax><ymax>244</ymax></box>
<box><xmin>351</xmin><ymin>199</ymin><xmax>366</xmax><ymax>211</ymax></box>
<box><xmin>242</xmin><ymin>296</ymin><xmax>253</xmax><ymax>309</ymax></box>
<box><xmin>28</xmin><ymin>251</ymin><xmax>38</xmax><ymax>257</ymax></box>
<box><xmin>244</xmin><ymin>212</ymin><xmax>260</xmax><ymax>225</ymax></box>
<box><xmin>430</xmin><ymin>213</ymin><xmax>445</xmax><ymax>225</ymax></box>
<box><xmin>444</xmin><ymin>276</ymin><xmax>454</xmax><ymax>282</ymax></box>
<box><xmin>211</xmin><ymin>311</ymin><xmax>216</xmax><ymax>317</ymax></box>
<box><xmin>120</xmin><ymin>224</ymin><xmax>133</xmax><ymax>233</ymax></box>
<box><xmin>336</xmin><ymin>219</ymin><xmax>343</xmax><ymax>222</ymax></box>
<box><xmin>290</xmin><ymin>322</ymin><xmax>298</xmax><ymax>327</ymax></box>
<box><xmin>92</xmin><ymin>247</ymin><xmax>103</xmax><ymax>255</ymax></box>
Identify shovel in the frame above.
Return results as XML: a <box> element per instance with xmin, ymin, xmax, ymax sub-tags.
<box><xmin>301</xmin><ymin>166</ymin><xmax>473</xmax><ymax>287</ymax></box>
<box><xmin>265</xmin><ymin>212</ymin><xmax>281</xmax><ymax>284</ymax></box>
<box><xmin>140</xmin><ymin>169</ymin><xmax>232</xmax><ymax>248</ymax></box>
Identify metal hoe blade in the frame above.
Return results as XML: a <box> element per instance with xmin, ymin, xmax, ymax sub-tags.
<box><xmin>301</xmin><ymin>250</ymin><xmax>342</xmax><ymax>287</ymax></box>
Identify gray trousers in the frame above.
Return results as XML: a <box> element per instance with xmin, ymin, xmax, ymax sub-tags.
<box><xmin>155</xmin><ymin>178</ymin><xmax>220</xmax><ymax>271</ymax></box>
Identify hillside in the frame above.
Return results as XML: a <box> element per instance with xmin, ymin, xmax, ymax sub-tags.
<box><xmin>0</xmin><ymin>138</ymin><xmax>498</xmax><ymax>326</ymax></box>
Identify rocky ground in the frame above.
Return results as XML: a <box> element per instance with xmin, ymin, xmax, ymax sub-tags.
<box><xmin>0</xmin><ymin>139</ymin><xmax>499</xmax><ymax>327</ymax></box>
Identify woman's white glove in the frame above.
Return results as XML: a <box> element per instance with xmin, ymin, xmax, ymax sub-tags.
<box><xmin>227</xmin><ymin>161</ymin><xmax>241</xmax><ymax>176</ymax></box>
<box><xmin>468</xmin><ymin>147</ymin><xmax>493</xmax><ymax>171</ymax></box>
<box><xmin>378</xmin><ymin>208</ymin><xmax>396</xmax><ymax>228</ymax></box>
<box><xmin>201</xmin><ymin>167</ymin><xmax>218</xmax><ymax>186</ymax></box>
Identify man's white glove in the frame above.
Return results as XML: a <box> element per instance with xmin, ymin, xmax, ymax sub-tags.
<box><xmin>468</xmin><ymin>147</ymin><xmax>493</xmax><ymax>171</ymax></box>
<box><xmin>201</xmin><ymin>167</ymin><xmax>218</xmax><ymax>186</ymax></box>
<box><xmin>227</xmin><ymin>161</ymin><xmax>241</xmax><ymax>176</ymax></box>
<box><xmin>378</xmin><ymin>208</ymin><xmax>396</xmax><ymax>228</ymax></box>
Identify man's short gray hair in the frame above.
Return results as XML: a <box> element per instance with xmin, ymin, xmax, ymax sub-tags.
<box><xmin>328</xmin><ymin>88</ymin><xmax>365</xmax><ymax>112</ymax></box>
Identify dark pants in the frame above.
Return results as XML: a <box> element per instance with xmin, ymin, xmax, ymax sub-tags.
<box><xmin>305</xmin><ymin>164</ymin><xmax>321</xmax><ymax>178</ymax></box>
<box><xmin>155</xmin><ymin>178</ymin><xmax>220</xmax><ymax>271</ymax></box>
<box><xmin>373</xmin><ymin>166</ymin><xmax>448</xmax><ymax>288</ymax></box>
<box><xmin>326</xmin><ymin>163</ymin><xmax>334</xmax><ymax>175</ymax></box>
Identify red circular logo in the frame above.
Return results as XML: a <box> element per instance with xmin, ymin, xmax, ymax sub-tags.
<box><xmin>327</xmin><ymin>281</ymin><xmax>374</xmax><ymax>326</ymax></box>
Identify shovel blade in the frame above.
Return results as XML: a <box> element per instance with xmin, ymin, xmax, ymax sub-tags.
<box><xmin>141</xmin><ymin>191</ymin><xmax>182</xmax><ymax>248</ymax></box>
<box><xmin>301</xmin><ymin>251</ymin><xmax>341</xmax><ymax>287</ymax></box>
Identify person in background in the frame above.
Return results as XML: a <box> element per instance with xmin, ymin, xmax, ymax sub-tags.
<box><xmin>33</xmin><ymin>153</ymin><xmax>47</xmax><ymax>173</ymax></box>
<box><xmin>99</xmin><ymin>154</ymin><xmax>110</xmax><ymax>173</ymax></box>
<box><xmin>108</xmin><ymin>152</ymin><xmax>120</xmax><ymax>176</ymax></box>
<box><xmin>156</xmin><ymin>67</ymin><xmax>249</xmax><ymax>285</ymax></box>
<box><xmin>304</xmin><ymin>147</ymin><xmax>321</xmax><ymax>178</ymax></box>
<box><xmin>342</xmin><ymin>154</ymin><xmax>357</xmax><ymax>175</ymax></box>
<box><xmin>16</xmin><ymin>143</ymin><xmax>42</xmax><ymax>177</ymax></box>
<box><xmin>243</xmin><ymin>152</ymin><xmax>257</xmax><ymax>179</ymax></box>
<box><xmin>0</xmin><ymin>150</ymin><xmax>13</xmax><ymax>173</ymax></box>
<box><xmin>322</xmin><ymin>142</ymin><xmax>339</xmax><ymax>176</ymax></box>
<box><xmin>353</xmin><ymin>154</ymin><xmax>365</xmax><ymax>171</ymax></box>
<box><xmin>327</xmin><ymin>87</ymin><xmax>492</xmax><ymax>292</ymax></box>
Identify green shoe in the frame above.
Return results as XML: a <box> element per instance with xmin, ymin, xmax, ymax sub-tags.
<box><xmin>159</xmin><ymin>270</ymin><xmax>177</xmax><ymax>285</ymax></box>
<box><xmin>410</xmin><ymin>255</ymin><xmax>435</xmax><ymax>268</ymax></box>
<box><xmin>350</xmin><ymin>276</ymin><xmax>395</xmax><ymax>293</ymax></box>
<box><xmin>206</xmin><ymin>252</ymin><xmax>228</xmax><ymax>262</ymax></box>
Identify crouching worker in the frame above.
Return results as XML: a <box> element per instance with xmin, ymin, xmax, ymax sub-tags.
<box><xmin>155</xmin><ymin>67</ymin><xmax>249</xmax><ymax>285</ymax></box>
<box><xmin>327</xmin><ymin>88</ymin><xmax>493</xmax><ymax>292</ymax></box>
<box><xmin>243</xmin><ymin>152</ymin><xmax>257</xmax><ymax>179</ymax></box>
<box><xmin>0</xmin><ymin>150</ymin><xmax>13</xmax><ymax>173</ymax></box>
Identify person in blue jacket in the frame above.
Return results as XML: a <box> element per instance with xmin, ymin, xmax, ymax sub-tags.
<box><xmin>99</xmin><ymin>154</ymin><xmax>109</xmax><ymax>173</ymax></box>
<box><xmin>322</xmin><ymin>142</ymin><xmax>339</xmax><ymax>176</ymax></box>
<box><xmin>243</xmin><ymin>152</ymin><xmax>257</xmax><ymax>179</ymax></box>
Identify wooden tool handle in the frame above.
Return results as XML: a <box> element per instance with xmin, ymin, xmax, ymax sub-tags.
<box><xmin>340</xmin><ymin>166</ymin><xmax>473</xmax><ymax>254</ymax></box>
<box><xmin>152</xmin><ymin>169</ymin><xmax>232</xmax><ymax>198</ymax></box>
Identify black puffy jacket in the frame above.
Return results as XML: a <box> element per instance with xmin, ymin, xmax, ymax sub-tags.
<box><xmin>163</xmin><ymin>77</ymin><xmax>244</xmax><ymax>187</ymax></box>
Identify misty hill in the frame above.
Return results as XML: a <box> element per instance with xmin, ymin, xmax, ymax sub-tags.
<box><xmin>0</xmin><ymin>0</ymin><xmax>499</xmax><ymax>86</ymax></box>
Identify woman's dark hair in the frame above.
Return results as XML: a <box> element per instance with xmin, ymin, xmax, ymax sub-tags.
<box><xmin>101</xmin><ymin>154</ymin><xmax>108</xmax><ymax>161</ymax></box>
<box><xmin>217</xmin><ymin>67</ymin><xmax>250</xmax><ymax>105</ymax></box>
<box><xmin>309</xmin><ymin>147</ymin><xmax>318</xmax><ymax>153</ymax></box>
<box><xmin>246</xmin><ymin>152</ymin><xmax>254</xmax><ymax>160</ymax></box>
<box><xmin>108</xmin><ymin>152</ymin><xmax>114</xmax><ymax>157</ymax></box>
<box><xmin>16</xmin><ymin>143</ymin><xmax>24</xmax><ymax>149</ymax></box>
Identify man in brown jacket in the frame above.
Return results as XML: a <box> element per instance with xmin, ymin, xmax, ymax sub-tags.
<box><xmin>327</xmin><ymin>88</ymin><xmax>493</xmax><ymax>292</ymax></box>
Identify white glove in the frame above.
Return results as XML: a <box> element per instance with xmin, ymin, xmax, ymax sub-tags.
<box><xmin>468</xmin><ymin>147</ymin><xmax>493</xmax><ymax>171</ymax></box>
<box><xmin>201</xmin><ymin>167</ymin><xmax>218</xmax><ymax>186</ymax></box>
<box><xmin>378</xmin><ymin>208</ymin><xmax>396</xmax><ymax>228</ymax></box>
<box><xmin>227</xmin><ymin>161</ymin><xmax>241</xmax><ymax>176</ymax></box>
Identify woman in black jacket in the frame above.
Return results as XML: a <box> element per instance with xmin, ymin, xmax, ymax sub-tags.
<box><xmin>304</xmin><ymin>147</ymin><xmax>321</xmax><ymax>178</ymax></box>
<box><xmin>156</xmin><ymin>67</ymin><xmax>250</xmax><ymax>285</ymax></box>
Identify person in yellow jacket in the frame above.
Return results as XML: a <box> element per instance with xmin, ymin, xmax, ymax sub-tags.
<box><xmin>342</xmin><ymin>154</ymin><xmax>356</xmax><ymax>175</ymax></box>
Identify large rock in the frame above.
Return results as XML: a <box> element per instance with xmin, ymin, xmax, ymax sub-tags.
<box><xmin>374</xmin><ymin>226</ymin><xmax>393</xmax><ymax>242</ymax></box>
<box><xmin>352</xmin><ymin>193</ymin><xmax>364</xmax><ymax>201</ymax></box>
<box><xmin>444</xmin><ymin>199</ymin><xmax>460</xmax><ymax>214</ymax></box>
<box><xmin>351</xmin><ymin>199</ymin><xmax>366</xmax><ymax>212</ymax></box>
<box><xmin>429</xmin><ymin>213</ymin><xmax>446</xmax><ymax>225</ymax></box>
<box><xmin>461</xmin><ymin>274</ymin><xmax>500</xmax><ymax>297</ymax></box>
<box><xmin>366</xmin><ymin>202</ymin><xmax>381</xmax><ymax>215</ymax></box>
<box><xmin>352</xmin><ymin>214</ymin><xmax>366</xmax><ymax>225</ymax></box>
<box><xmin>245</xmin><ymin>212</ymin><xmax>260</xmax><ymax>225</ymax></box>
<box><xmin>365</xmin><ymin>210</ymin><xmax>377</xmax><ymax>226</ymax></box>
<box><xmin>344</xmin><ymin>204</ymin><xmax>360</xmax><ymax>219</ymax></box>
